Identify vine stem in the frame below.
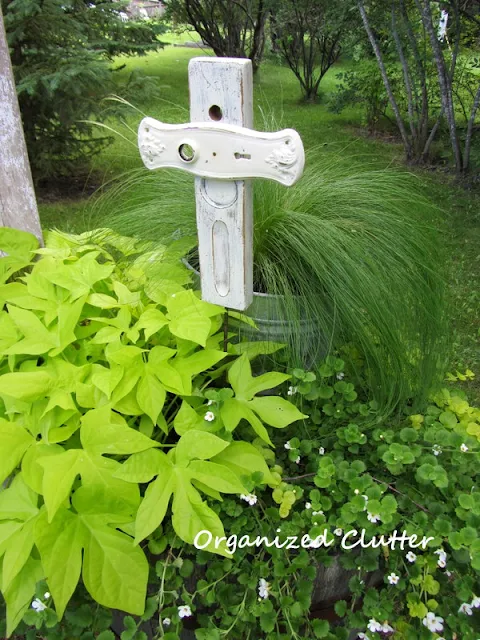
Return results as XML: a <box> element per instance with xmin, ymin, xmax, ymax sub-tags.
<box><xmin>223</xmin><ymin>310</ymin><xmax>229</xmax><ymax>353</ymax></box>
<box><xmin>369</xmin><ymin>475</ymin><xmax>431</xmax><ymax>514</ymax></box>
<box><xmin>283</xmin><ymin>472</ymin><xmax>316</xmax><ymax>482</ymax></box>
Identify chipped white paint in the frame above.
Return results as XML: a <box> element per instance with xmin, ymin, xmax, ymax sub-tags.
<box><xmin>438</xmin><ymin>10</ymin><xmax>449</xmax><ymax>42</ymax></box>
<box><xmin>0</xmin><ymin>8</ymin><xmax>43</xmax><ymax>245</ymax></box>
<box><xmin>138</xmin><ymin>56</ymin><xmax>305</xmax><ymax>311</ymax></box>
<box><xmin>138</xmin><ymin>119</ymin><xmax>304</xmax><ymax>186</ymax></box>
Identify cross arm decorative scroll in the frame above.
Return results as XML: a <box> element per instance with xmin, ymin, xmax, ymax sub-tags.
<box><xmin>137</xmin><ymin>57</ymin><xmax>305</xmax><ymax>312</ymax></box>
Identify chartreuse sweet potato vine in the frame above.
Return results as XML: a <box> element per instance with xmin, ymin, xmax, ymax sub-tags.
<box><xmin>0</xmin><ymin>227</ymin><xmax>306</xmax><ymax>636</ymax></box>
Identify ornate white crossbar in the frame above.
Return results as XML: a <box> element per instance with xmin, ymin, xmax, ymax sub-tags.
<box><xmin>139</xmin><ymin>119</ymin><xmax>304</xmax><ymax>186</ymax></box>
<box><xmin>137</xmin><ymin>57</ymin><xmax>305</xmax><ymax>311</ymax></box>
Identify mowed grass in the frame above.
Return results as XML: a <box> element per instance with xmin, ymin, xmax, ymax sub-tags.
<box><xmin>37</xmin><ymin>41</ymin><xmax>480</xmax><ymax>400</ymax></box>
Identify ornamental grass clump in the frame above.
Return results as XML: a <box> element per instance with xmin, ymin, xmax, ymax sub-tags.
<box><xmin>92</xmin><ymin>152</ymin><xmax>448</xmax><ymax>415</ymax></box>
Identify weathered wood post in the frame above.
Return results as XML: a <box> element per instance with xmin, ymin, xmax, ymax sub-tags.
<box><xmin>0</xmin><ymin>6</ymin><xmax>43</xmax><ymax>244</ymax></box>
<box><xmin>138</xmin><ymin>57</ymin><xmax>305</xmax><ymax>311</ymax></box>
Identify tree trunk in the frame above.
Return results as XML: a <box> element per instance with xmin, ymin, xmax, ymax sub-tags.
<box><xmin>0</xmin><ymin>6</ymin><xmax>42</xmax><ymax>244</ymax></box>
<box><xmin>421</xmin><ymin>108</ymin><xmax>444</xmax><ymax>161</ymax></box>
<box><xmin>357</xmin><ymin>0</ymin><xmax>413</xmax><ymax>159</ymax></box>
<box><xmin>463</xmin><ymin>83</ymin><xmax>480</xmax><ymax>172</ymax></box>
<box><xmin>391</xmin><ymin>4</ymin><xmax>417</xmax><ymax>144</ymax></box>
<box><xmin>416</xmin><ymin>0</ymin><xmax>463</xmax><ymax>173</ymax></box>
<box><xmin>249</xmin><ymin>0</ymin><xmax>267</xmax><ymax>73</ymax></box>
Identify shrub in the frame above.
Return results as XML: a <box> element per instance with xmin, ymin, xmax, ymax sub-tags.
<box><xmin>0</xmin><ymin>226</ymin><xmax>305</xmax><ymax>635</ymax></box>
<box><xmin>329</xmin><ymin>61</ymin><xmax>391</xmax><ymax>131</ymax></box>
<box><xmin>6</xmin><ymin>355</ymin><xmax>479</xmax><ymax>638</ymax></box>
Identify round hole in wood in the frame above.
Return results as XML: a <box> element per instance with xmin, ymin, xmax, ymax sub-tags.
<box><xmin>178</xmin><ymin>143</ymin><xmax>195</xmax><ymax>162</ymax></box>
<box><xmin>209</xmin><ymin>105</ymin><xmax>223</xmax><ymax>121</ymax></box>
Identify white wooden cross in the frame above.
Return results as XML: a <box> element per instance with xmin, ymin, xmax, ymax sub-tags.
<box><xmin>138</xmin><ymin>57</ymin><xmax>305</xmax><ymax>311</ymax></box>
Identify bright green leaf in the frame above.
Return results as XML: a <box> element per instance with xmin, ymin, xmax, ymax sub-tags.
<box><xmin>0</xmin><ymin>419</ymin><xmax>34</xmax><ymax>484</ymax></box>
<box><xmin>210</xmin><ymin>441</ymin><xmax>275</xmax><ymax>485</ymax></box>
<box><xmin>80</xmin><ymin>407</ymin><xmax>157</xmax><ymax>456</ymax></box>
<box><xmin>35</xmin><ymin>508</ymin><xmax>85</xmax><ymax>619</ymax></box>
<box><xmin>0</xmin><ymin>371</ymin><xmax>54</xmax><ymax>402</ymax></box>
<box><xmin>4</xmin><ymin>556</ymin><xmax>43</xmax><ymax>637</ymax></box>
<box><xmin>114</xmin><ymin>449</ymin><xmax>168</xmax><ymax>484</ymax></box>
<box><xmin>82</xmin><ymin>516</ymin><xmax>148</xmax><ymax>615</ymax></box>
<box><xmin>2</xmin><ymin>518</ymin><xmax>36</xmax><ymax>592</ymax></box>
<box><xmin>171</xmin><ymin>474</ymin><xmax>229</xmax><ymax>556</ymax></box>
<box><xmin>176</xmin><ymin>430</ymin><xmax>229</xmax><ymax>465</ymax></box>
<box><xmin>136</xmin><ymin>374</ymin><xmax>166</xmax><ymax>425</ymax></box>
<box><xmin>248</xmin><ymin>397</ymin><xmax>307</xmax><ymax>428</ymax></box>
<box><xmin>188</xmin><ymin>461</ymin><xmax>247</xmax><ymax>494</ymax></box>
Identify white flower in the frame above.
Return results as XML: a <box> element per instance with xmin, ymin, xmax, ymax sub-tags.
<box><xmin>459</xmin><ymin>602</ymin><xmax>473</xmax><ymax>615</ymax></box>
<box><xmin>258</xmin><ymin>578</ymin><xmax>271</xmax><ymax>599</ymax></box>
<box><xmin>367</xmin><ymin>512</ymin><xmax>380</xmax><ymax>523</ymax></box>
<box><xmin>336</xmin><ymin>372</ymin><xmax>345</xmax><ymax>380</ymax></box>
<box><xmin>318</xmin><ymin>447</ymin><xmax>325</xmax><ymax>455</ymax></box>
<box><xmin>471</xmin><ymin>595</ymin><xmax>480</xmax><ymax>608</ymax></box>
<box><xmin>422</xmin><ymin>611</ymin><xmax>444</xmax><ymax>632</ymax></box>
<box><xmin>204</xmin><ymin>411</ymin><xmax>215</xmax><ymax>422</ymax></box>
<box><xmin>434</xmin><ymin>549</ymin><xmax>447</xmax><ymax>568</ymax></box>
<box><xmin>432</xmin><ymin>444</ymin><xmax>442</xmax><ymax>456</ymax></box>
<box><xmin>354</xmin><ymin>489</ymin><xmax>359</xmax><ymax>494</ymax></box>
<box><xmin>163</xmin><ymin>618</ymin><xmax>171</xmax><ymax>626</ymax></box>
<box><xmin>44</xmin><ymin>592</ymin><xmax>50</xmax><ymax>599</ymax></box>
<box><xmin>367</xmin><ymin>619</ymin><xmax>382</xmax><ymax>633</ymax></box>
<box><xmin>406</xmin><ymin>551</ymin><xmax>417</xmax><ymax>563</ymax></box>
<box><xmin>305</xmin><ymin>502</ymin><xmax>312</xmax><ymax>509</ymax></box>
<box><xmin>240</xmin><ymin>493</ymin><xmax>257</xmax><ymax>506</ymax></box>
<box><xmin>387</xmin><ymin>572</ymin><xmax>400</xmax><ymax>585</ymax></box>
<box><xmin>312</xmin><ymin>510</ymin><xmax>323</xmax><ymax>516</ymax></box>
<box><xmin>207</xmin><ymin>399</ymin><xmax>214</xmax><ymax>406</ymax></box>
<box><xmin>357</xmin><ymin>634</ymin><xmax>370</xmax><ymax>640</ymax></box>
<box><xmin>287</xmin><ymin>386</ymin><xmax>297</xmax><ymax>396</ymax></box>
<box><xmin>460</xmin><ymin>443</ymin><xmax>469</xmax><ymax>452</ymax></box>
<box><xmin>381</xmin><ymin>622</ymin><xmax>394</xmax><ymax>633</ymax></box>
<box><xmin>178</xmin><ymin>605</ymin><xmax>192</xmax><ymax>618</ymax></box>
<box><xmin>284</xmin><ymin>441</ymin><xmax>292</xmax><ymax>450</ymax></box>
<box><xmin>334</xmin><ymin>528</ymin><xmax>343</xmax><ymax>536</ymax></box>
<box><xmin>295</xmin><ymin>455</ymin><xmax>301</xmax><ymax>464</ymax></box>
<box><xmin>31</xmin><ymin>599</ymin><xmax>47</xmax><ymax>612</ymax></box>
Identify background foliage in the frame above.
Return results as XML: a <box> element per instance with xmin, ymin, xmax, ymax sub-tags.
<box><xmin>2</xmin><ymin>0</ymin><xmax>164</xmax><ymax>184</ymax></box>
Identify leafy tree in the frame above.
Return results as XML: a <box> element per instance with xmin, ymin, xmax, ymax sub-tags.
<box><xmin>2</xmin><ymin>0</ymin><xmax>164</xmax><ymax>184</ymax></box>
<box><xmin>165</xmin><ymin>0</ymin><xmax>271</xmax><ymax>72</ymax></box>
<box><xmin>356</xmin><ymin>0</ymin><xmax>480</xmax><ymax>172</ymax></box>
<box><xmin>272</xmin><ymin>0</ymin><xmax>352</xmax><ymax>102</ymax></box>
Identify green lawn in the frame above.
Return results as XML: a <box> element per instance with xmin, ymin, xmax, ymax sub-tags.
<box><xmin>37</xmin><ymin>42</ymin><xmax>480</xmax><ymax>400</ymax></box>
